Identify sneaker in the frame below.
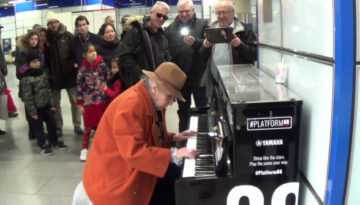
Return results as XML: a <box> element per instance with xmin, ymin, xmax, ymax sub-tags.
<box><xmin>80</xmin><ymin>149</ymin><xmax>88</xmax><ymax>161</ymax></box>
<box><xmin>74</xmin><ymin>126</ymin><xmax>83</xmax><ymax>135</ymax></box>
<box><xmin>53</xmin><ymin>142</ymin><xmax>68</xmax><ymax>150</ymax></box>
<box><xmin>40</xmin><ymin>145</ymin><xmax>54</xmax><ymax>156</ymax></box>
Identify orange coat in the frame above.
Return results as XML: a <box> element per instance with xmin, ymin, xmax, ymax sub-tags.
<box><xmin>83</xmin><ymin>80</ymin><xmax>174</xmax><ymax>205</ymax></box>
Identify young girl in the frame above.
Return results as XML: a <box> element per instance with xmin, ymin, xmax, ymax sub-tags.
<box><xmin>16</xmin><ymin>30</ymin><xmax>44</xmax><ymax>139</ymax></box>
<box><xmin>76</xmin><ymin>43</ymin><xmax>108</xmax><ymax>161</ymax></box>
<box><xmin>103</xmin><ymin>58</ymin><xmax>123</xmax><ymax>100</ymax></box>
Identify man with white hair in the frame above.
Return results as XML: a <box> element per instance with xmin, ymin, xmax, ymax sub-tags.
<box><xmin>165</xmin><ymin>0</ymin><xmax>209</xmax><ymax>132</ymax></box>
<box><xmin>118</xmin><ymin>1</ymin><xmax>171</xmax><ymax>90</ymax></box>
<box><xmin>202</xmin><ymin>1</ymin><xmax>257</xmax><ymax>64</ymax></box>
<box><xmin>72</xmin><ymin>62</ymin><xmax>197</xmax><ymax>205</ymax></box>
<box><xmin>200</xmin><ymin>1</ymin><xmax>257</xmax><ymax>100</ymax></box>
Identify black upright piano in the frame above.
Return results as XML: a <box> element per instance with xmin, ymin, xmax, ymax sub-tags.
<box><xmin>175</xmin><ymin>64</ymin><xmax>302</xmax><ymax>205</ymax></box>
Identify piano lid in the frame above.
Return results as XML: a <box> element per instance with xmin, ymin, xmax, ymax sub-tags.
<box><xmin>217</xmin><ymin>64</ymin><xmax>301</xmax><ymax>104</ymax></box>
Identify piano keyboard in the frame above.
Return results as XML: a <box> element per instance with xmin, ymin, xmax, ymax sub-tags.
<box><xmin>182</xmin><ymin>115</ymin><xmax>215</xmax><ymax>178</ymax></box>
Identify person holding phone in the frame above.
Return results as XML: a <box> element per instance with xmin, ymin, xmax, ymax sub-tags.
<box><xmin>202</xmin><ymin>1</ymin><xmax>257</xmax><ymax>64</ymax></box>
<box><xmin>200</xmin><ymin>1</ymin><xmax>257</xmax><ymax>100</ymax></box>
<box><xmin>165</xmin><ymin>0</ymin><xmax>209</xmax><ymax>132</ymax></box>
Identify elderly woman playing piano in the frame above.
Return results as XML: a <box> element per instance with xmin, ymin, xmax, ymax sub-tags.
<box><xmin>72</xmin><ymin>62</ymin><xmax>198</xmax><ymax>205</ymax></box>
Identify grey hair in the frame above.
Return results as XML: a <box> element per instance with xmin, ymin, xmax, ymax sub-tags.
<box><xmin>144</xmin><ymin>77</ymin><xmax>159</xmax><ymax>102</ymax></box>
<box><xmin>144</xmin><ymin>77</ymin><xmax>151</xmax><ymax>90</ymax></box>
<box><xmin>104</xmin><ymin>16</ymin><xmax>114</xmax><ymax>23</ymax></box>
<box><xmin>177</xmin><ymin>0</ymin><xmax>194</xmax><ymax>8</ymax></box>
<box><xmin>217</xmin><ymin>1</ymin><xmax>236</xmax><ymax>13</ymax></box>
<box><xmin>151</xmin><ymin>1</ymin><xmax>170</xmax><ymax>12</ymax></box>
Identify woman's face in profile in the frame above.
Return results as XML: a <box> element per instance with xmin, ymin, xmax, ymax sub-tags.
<box><xmin>103</xmin><ymin>25</ymin><xmax>116</xmax><ymax>42</ymax></box>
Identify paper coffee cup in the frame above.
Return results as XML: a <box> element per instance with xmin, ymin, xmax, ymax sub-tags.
<box><xmin>275</xmin><ymin>62</ymin><xmax>288</xmax><ymax>84</ymax></box>
<box><xmin>276</xmin><ymin>84</ymin><xmax>288</xmax><ymax>100</ymax></box>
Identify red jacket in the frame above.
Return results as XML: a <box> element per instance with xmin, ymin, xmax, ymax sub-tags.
<box><xmin>104</xmin><ymin>80</ymin><xmax>122</xmax><ymax>100</ymax></box>
<box><xmin>83</xmin><ymin>80</ymin><xmax>174</xmax><ymax>205</ymax></box>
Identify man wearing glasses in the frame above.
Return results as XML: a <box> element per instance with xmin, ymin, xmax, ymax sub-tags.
<box><xmin>202</xmin><ymin>1</ymin><xmax>257</xmax><ymax>64</ymax></box>
<box><xmin>165</xmin><ymin>0</ymin><xmax>209</xmax><ymax>133</ymax></box>
<box><xmin>119</xmin><ymin>1</ymin><xmax>171</xmax><ymax>90</ymax></box>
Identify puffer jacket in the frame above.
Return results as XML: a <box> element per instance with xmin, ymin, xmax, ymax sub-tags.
<box><xmin>118</xmin><ymin>16</ymin><xmax>171</xmax><ymax>90</ymax></box>
<box><xmin>20</xmin><ymin>68</ymin><xmax>52</xmax><ymax>116</ymax></box>
<box><xmin>47</xmin><ymin>23</ymin><xmax>75</xmax><ymax>89</ymax></box>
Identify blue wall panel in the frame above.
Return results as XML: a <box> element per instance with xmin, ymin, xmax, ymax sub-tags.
<box><xmin>15</xmin><ymin>1</ymin><xmax>35</xmax><ymax>13</ymax></box>
<box><xmin>0</xmin><ymin>7</ymin><xmax>14</xmax><ymax>17</ymax></box>
<box><xmin>326</xmin><ymin>0</ymin><xmax>356</xmax><ymax>204</ymax></box>
<box><xmin>84</xmin><ymin>0</ymin><xmax>102</xmax><ymax>5</ymax></box>
<box><xmin>48</xmin><ymin>0</ymin><xmax>81</xmax><ymax>8</ymax></box>
<box><xmin>102</xmin><ymin>0</ymin><xmax>115</xmax><ymax>6</ymax></box>
<box><xmin>113</xmin><ymin>0</ymin><xmax>146</xmax><ymax>8</ymax></box>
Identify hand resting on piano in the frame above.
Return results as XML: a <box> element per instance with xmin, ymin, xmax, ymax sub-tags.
<box><xmin>173</xmin><ymin>130</ymin><xmax>197</xmax><ymax>142</ymax></box>
<box><xmin>175</xmin><ymin>147</ymin><xmax>198</xmax><ymax>159</ymax></box>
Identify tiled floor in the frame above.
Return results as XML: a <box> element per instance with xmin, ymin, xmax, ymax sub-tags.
<box><xmin>0</xmin><ymin>65</ymin><xmax>179</xmax><ymax>205</ymax></box>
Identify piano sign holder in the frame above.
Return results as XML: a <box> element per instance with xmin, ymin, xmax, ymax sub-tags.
<box><xmin>175</xmin><ymin>64</ymin><xmax>302</xmax><ymax>205</ymax></box>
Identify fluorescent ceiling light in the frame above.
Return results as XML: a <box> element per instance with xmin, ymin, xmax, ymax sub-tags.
<box><xmin>35</xmin><ymin>3</ymin><xmax>48</xmax><ymax>7</ymax></box>
<box><xmin>9</xmin><ymin>0</ymin><xmax>27</xmax><ymax>4</ymax></box>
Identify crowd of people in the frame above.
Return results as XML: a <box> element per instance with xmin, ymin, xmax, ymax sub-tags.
<box><xmin>0</xmin><ymin>0</ymin><xmax>257</xmax><ymax>204</ymax></box>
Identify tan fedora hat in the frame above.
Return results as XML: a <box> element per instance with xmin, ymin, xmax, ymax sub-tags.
<box><xmin>143</xmin><ymin>62</ymin><xmax>187</xmax><ymax>102</ymax></box>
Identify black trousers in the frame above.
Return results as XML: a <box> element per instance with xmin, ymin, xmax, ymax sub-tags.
<box><xmin>149</xmin><ymin>163</ymin><xmax>182</xmax><ymax>205</ymax></box>
<box><xmin>177</xmin><ymin>84</ymin><xmax>207</xmax><ymax>132</ymax></box>
<box><xmin>25</xmin><ymin>105</ymin><xmax>44</xmax><ymax>138</ymax></box>
<box><xmin>28</xmin><ymin>104</ymin><xmax>58</xmax><ymax>147</ymax></box>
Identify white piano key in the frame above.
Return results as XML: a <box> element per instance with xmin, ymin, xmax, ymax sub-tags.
<box><xmin>183</xmin><ymin>116</ymin><xmax>198</xmax><ymax>177</ymax></box>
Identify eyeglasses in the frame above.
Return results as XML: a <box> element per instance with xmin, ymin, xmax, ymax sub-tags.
<box><xmin>178</xmin><ymin>10</ymin><xmax>192</xmax><ymax>14</ymax></box>
<box><xmin>215</xmin><ymin>10</ymin><xmax>232</xmax><ymax>16</ymax></box>
<box><xmin>156</xmin><ymin>12</ymin><xmax>169</xmax><ymax>21</ymax></box>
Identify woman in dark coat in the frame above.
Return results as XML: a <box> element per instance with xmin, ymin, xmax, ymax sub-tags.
<box><xmin>96</xmin><ymin>23</ymin><xmax>121</xmax><ymax>68</ymax></box>
<box><xmin>15</xmin><ymin>29</ymin><xmax>45</xmax><ymax>139</ymax></box>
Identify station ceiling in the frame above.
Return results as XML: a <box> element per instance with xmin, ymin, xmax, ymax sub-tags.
<box><xmin>0</xmin><ymin>1</ymin><xmax>14</xmax><ymax>8</ymax></box>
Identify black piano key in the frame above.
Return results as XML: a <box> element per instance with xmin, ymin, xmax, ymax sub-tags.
<box><xmin>184</xmin><ymin>114</ymin><xmax>217</xmax><ymax>177</ymax></box>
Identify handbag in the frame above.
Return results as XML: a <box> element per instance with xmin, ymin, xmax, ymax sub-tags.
<box><xmin>0</xmin><ymin>94</ymin><xmax>7</xmax><ymax>120</ymax></box>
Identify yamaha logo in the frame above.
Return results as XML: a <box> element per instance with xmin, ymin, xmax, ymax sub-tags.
<box><xmin>255</xmin><ymin>139</ymin><xmax>284</xmax><ymax>147</ymax></box>
<box><xmin>247</xmin><ymin>116</ymin><xmax>292</xmax><ymax>131</ymax></box>
<box><xmin>255</xmin><ymin>140</ymin><xmax>262</xmax><ymax>146</ymax></box>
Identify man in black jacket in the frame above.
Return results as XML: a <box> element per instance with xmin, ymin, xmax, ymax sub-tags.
<box><xmin>47</xmin><ymin>11</ymin><xmax>83</xmax><ymax>136</ymax></box>
<box><xmin>165</xmin><ymin>0</ymin><xmax>209</xmax><ymax>132</ymax></box>
<box><xmin>70</xmin><ymin>15</ymin><xmax>101</xmax><ymax>69</ymax></box>
<box><xmin>202</xmin><ymin>1</ymin><xmax>257</xmax><ymax>64</ymax></box>
<box><xmin>201</xmin><ymin>1</ymin><xmax>257</xmax><ymax>101</ymax></box>
<box><xmin>118</xmin><ymin>1</ymin><xmax>171</xmax><ymax>90</ymax></box>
